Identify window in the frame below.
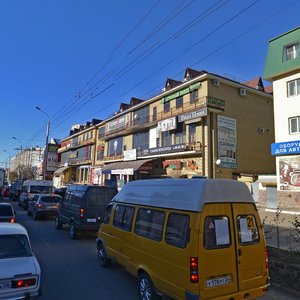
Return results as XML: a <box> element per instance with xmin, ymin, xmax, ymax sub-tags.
<box><xmin>237</xmin><ymin>215</ymin><xmax>259</xmax><ymax>245</ymax></box>
<box><xmin>289</xmin><ymin>116</ymin><xmax>300</xmax><ymax>134</ymax></box>
<box><xmin>190</xmin><ymin>90</ymin><xmax>199</xmax><ymax>103</ymax></box>
<box><xmin>287</xmin><ymin>79</ymin><xmax>300</xmax><ymax>97</ymax></box>
<box><xmin>134</xmin><ymin>106</ymin><xmax>150</xmax><ymax>125</ymax></box>
<box><xmin>98</xmin><ymin>127</ymin><xmax>105</xmax><ymax>139</ymax></box>
<box><xmin>165</xmin><ymin>213</ymin><xmax>190</xmax><ymax>248</ymax></box>
<box><xmin>176</xmin><ymin>96</ymin><xmax>183</xmax><ymax>109</ymax></box>
<box><xmin>204</xmin><ymin>216</ymin><xmax>231</xmax><ymax>249</ymax></box>
<box><xmin>189</xmin><ymin>123</ymin><xmax>196</xmax><ymax>144</ymax></box>
<box><xmin>133</xmin><ymin>131</ymin><xmax>149</xmax><ymax>152</ymax></box>
<box><xmin>103</xmin><ymin>205</ymin><xmax>113</xmax><ymax>224</ymax></box>
<box><xmin>113</xmin><ymin>205</ymin><xmax>135</xmax><ymax>231</ymax></box>
<box><xmin>152</xmin><ymin>107</ymin><xmax>157</xmax><ymax>122</ymax></box>
<box><xmin>108</xmin><ymin>137</ymin><xmax>123</xmax><ymax>156</ymax></box>
<box><xmin>284</xmin><ymin>43</ymin><xmax>299</xmax><ymax>61</ymax></box>
<box><xmin>135</xmin><ymin>208</ymin><xmax>165</xmax><ymax>241</ymax></box>
<box><xmin>161</xmin><ymin>131</ymin><xmax>172</xmax><ymax>146</ymax></box>
<box><xmin>175</xmin><ymin>122</ymin><xmax>186</xmax><ymax>144</ymax></box>
<box><xmin>164</xmin><ymin>102</ymin><xmax>170</xmax><ymax>113</ymax></box>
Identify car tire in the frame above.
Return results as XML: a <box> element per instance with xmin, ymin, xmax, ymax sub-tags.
<box><xmin>33</xmin><ymin>210</ymin><xmax>39</xmax><ymax>220</ymax></box>
<box><xmin>69</xmin><ymin>223</ymin><xmax>77</xmax><ymax>239</ymax></box>
<box><xmin>97</xmin><ymin>243</ymin><xmax>110</xmax><ymax>268</ymax></box>
<box><xmin>138</xmin><ymin>273</ymin><xmax>161</xmax><ymax>300</ymax></box>
<box><xmin>55</xmin><ymin>215</ymin><xmax>63</xmax><ymax>229</ymax></box>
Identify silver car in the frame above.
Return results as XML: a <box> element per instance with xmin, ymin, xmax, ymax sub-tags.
<box><xmin>27</xmin><ymin>194</ymin><xmax>62</xmax><ymax>220</ymax></box>
<box><xmin>0</xmin><ymin>223</ymin><xmax>41</xmax><ymax>299</ymax></box>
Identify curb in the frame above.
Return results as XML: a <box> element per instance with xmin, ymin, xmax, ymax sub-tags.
<box><xmin>271</xmin><ymin>282</ymin><xmax>300</xmax><ymax>298</ymax></box>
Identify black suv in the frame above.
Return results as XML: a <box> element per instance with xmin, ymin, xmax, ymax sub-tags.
<box><xmin>55</xmin><ymin>185</ymin><xmax>118</xmax><ymax>239</ymax></box>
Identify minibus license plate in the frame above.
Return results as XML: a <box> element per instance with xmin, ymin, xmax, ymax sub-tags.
<box><xmin>0</xmin><ymin>281</ymin><xmax>11</xmax><ymax>289</ymax></box>
<box><xmin>206</xmin><ymin>276</ymin><xmax>231</xmax><ymax>288</ymax></box>
<box><xmin>87</xmin><ymin>218</ymin><xmax>96</xmax><ymax>222</ymax></box>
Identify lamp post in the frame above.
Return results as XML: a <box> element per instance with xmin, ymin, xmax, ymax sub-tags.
<box><xmin>36</xmin><ymin>106</ymin><xmax>50</xmax><ymax>180</ymax></box>
<box><xmin>3</xmin><ymin>150</ymin><xmax>11</xmax><ymax>184</ymax></box>
<box><xmin>12</xmin><ymin>137</ymin><xmax>23</xmax><ymax>179</ymax></box>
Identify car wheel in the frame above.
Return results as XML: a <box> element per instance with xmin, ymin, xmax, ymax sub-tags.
<box><xmin>138</xmin><ymin>273</ymin><xmax>161</xmax><ymax>300</ymax></box>
<box><xmin>55</xmin><ymin>215</ymin><xmax>63</xmax><ymax>229</ymax></box>
<box><xmin>97</xmin><ymin>243</ymin><xmax>110</xmax><ymax>267</ymax></box>
<box><xmin>69</xmin><ymin>223</ymin><xmax>77</xmax><ymax>239</ymax></box>
<box><xmin>33</xmin><ymin>210</ymin><xmax>39</xmax><ymax>220</ymax></box>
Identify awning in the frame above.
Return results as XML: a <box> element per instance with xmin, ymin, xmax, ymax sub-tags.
<box><xmin>101</xmin><ymin>159</ymin><xmax>152</xmax><ymax>174</ymax></box>
<box><xmin>54</xmin><ymin>166</ymin><xmax>70</xmax><ymax>176</ymax></box>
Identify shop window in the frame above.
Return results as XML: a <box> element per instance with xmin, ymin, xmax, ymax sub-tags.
<box><xmin>164</xmin><ymin>102</ymin><xmax>170</xmax><ymax>113</ymax></box>
<box><xmin>176</xmin><ymin>96</ymin><xmax>183</xmax><ymax>109</ymax></box>
<box><xmin>161</xmin><ymin>131</ymin><xmax>172</xmax><ymax>146</ymax></box>
<box><xmin>189</xmin><ymin>123</ymin><xmax>196</xmax><ymax>144</ymax></box>
<box><xmin>190</xmin><ymin>90</ymin><xmax>199</xmax><ymax>103</ymax></box>
<box><xmin>175</xmin><ymin>122</ymin><xmax>186</xmax><ymax>144</ymax></box>
<box><xmin>98</xmin><ymin>127</ymin><xmax>105</xmax><ymax>139</ymax></box>
<box><xmin>165</xmin><ymin>213</ymin><xmax>190</xmax><ymax>248</ymax></box>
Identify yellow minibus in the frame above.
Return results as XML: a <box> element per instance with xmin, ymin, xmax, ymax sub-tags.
<box><xmin>96</xmin><ymin>178</ymin><xmax>269</xmax><ymax>300</ymax></box>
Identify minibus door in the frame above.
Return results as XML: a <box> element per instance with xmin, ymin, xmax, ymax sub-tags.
<box><xmin>199</xmin><ymin>203</ymin><xmax>238</xmax><ymax>299</ymax></box>
<box><xmin>232</xmin><ymin>203</ymin><xmax>267</xmax><ymax>291</ymax></box>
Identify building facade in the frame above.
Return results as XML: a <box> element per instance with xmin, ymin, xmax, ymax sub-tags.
<box><xmin>264</xmin><ymin>26</ymin><xmax>300</xmax><ymax>210</ymax></box>
<box><xmin>92</xmin><ymin>68</ymin><xmax>275</xmax><ymax>191</ymax></box>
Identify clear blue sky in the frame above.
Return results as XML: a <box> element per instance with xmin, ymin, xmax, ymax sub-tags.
<box><xmin>0</xmin><ymin>0</ymin><xmax>299</xmax><ymax>166</ymax></box>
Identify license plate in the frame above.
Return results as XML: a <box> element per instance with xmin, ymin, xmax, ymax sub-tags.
<box><xmin>87</xmin><ymin>218</ymin><xmax>96</xmax><ymax>222</ymax></box>
<box><xmin>0</xmin><ymin>280</ymin><xmax>11</xmax><ymax>290</ymax></box>
<box><xmin>206</xmin><ymin>275</ymin><xmax>231</xmax><ymax>288</ymax></box>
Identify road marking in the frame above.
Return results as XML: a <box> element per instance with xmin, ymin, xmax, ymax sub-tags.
<box><xmin>40</xmin><ymin>238</ymin><xmax>51</xmax><ymax>248</ymax></box>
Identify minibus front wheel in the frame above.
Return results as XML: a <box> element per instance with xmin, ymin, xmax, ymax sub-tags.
<box><xmin>138</xmin><ymin>273</ymin><xmax>161</xmax><ymax>300</ymax></box>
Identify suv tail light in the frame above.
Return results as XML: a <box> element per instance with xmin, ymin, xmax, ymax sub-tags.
<box><xmin>10</xmin><ymin>218</ymin><xmax>15</xmax><ymax>223</ymax></box>
<box><xmin>37</xmin><ymin>203</ymin><xmax>43</xmax><ymax>208</ymax></box>
<box><xmin>190</xmin><ymin>257</ymin><xmax>199</xmax><ymax>283</ymax></box>
<box><xmin>80</xmin><ymin>208</ymin><xmax>84</xmax><ymax>219</ymax></box>
<box><xmin>12</xmin><ymin>278</ymin><xmax>36</xmax><ymax>288</ymax></box>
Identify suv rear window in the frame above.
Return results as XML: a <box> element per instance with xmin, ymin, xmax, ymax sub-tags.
<box><xmin>0</xmin><ymin>205</ymin><xmax>13</xmax><ymax>216</ymax></box>
<box><xmin>30</xmin><ymin>185</ymin><xmax>52</xmax><ymax>194</ymax></box>
<box><xmin>40</xmin><ymin>196</ymin><xmax>61</xmax><ymax>203</ymax></box>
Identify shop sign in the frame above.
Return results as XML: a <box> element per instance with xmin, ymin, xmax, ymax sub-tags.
<box><xmin>107</xmin><ymin>115</ymin><xmax>126</xmax><ymax>131</ymax></box>
<box><xmin>271</xmin><ymin>140</ymin><xmax>300</xmax><ymax>156</ymax></box>
<box><xmin>144</xmin><ymin>144</ymin><xmax>186</xmax><ymax>155</ymax></box>
<box><xmin>111</xmin><ymin>169</ymin><xmax>134</xmax><ymax>175</ymax></box>
<box><xmin>163</xmin><ymin>160</ymin><xmax>182</xmax><ymax>170</ymax></box>
<box><xmin>124</xmin><ymin>149</ymin><xmax>137</xmax><ymax>161</ymax></box>
<box><xmin>157</xmin><ymin>117</ymin><xmax>177</xmax><ymax>132</ymax></box>
<box><xmin>178</xmin><ymin>107</ymin><xmax>207</xmax><ymax>122</ymax></box>
<box><xmin>207</xmin><ymin>97</ymin><xmax>225</xmax><ymax>110</ymax></box>
<box><xmin>162</xmin><ymin>82</ymin><xmax>201</xmax><ymax>103</ymax></box>
<box><xmin>68</xmin><ymin>151</ymin><xmax>78</xmax><ymax>159</ymax></box>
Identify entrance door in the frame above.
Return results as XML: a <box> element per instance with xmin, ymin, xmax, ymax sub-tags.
<box><xmin>266</xmin><ymin>187</ymin><xmax>277</xmax><ymax>209</ymax></box>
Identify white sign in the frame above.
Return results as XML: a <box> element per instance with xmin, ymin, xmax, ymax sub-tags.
<box><xmin>157</xmin><ymin>117</ymin><xmax>177</xmax><ymax>132</ymax></box>
<box><xmin>124</xmin><ymin>149</ymin><xmax>137</xmax><ymax>161</ymax></box>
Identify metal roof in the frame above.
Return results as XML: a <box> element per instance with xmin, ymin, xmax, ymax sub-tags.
<box><xmin>113</xmin><ymin>178</ymin><xmax>254</xmax><ymax>212</ymax></box>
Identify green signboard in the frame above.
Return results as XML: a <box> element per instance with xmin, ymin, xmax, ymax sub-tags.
<box><xmin>162</xmin><ymin>82</ymin><xmax>201</xmax><ymax>103</ymax></box>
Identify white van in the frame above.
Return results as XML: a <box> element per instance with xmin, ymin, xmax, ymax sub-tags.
<box><xmin>19</xmin><ymin>180</ymin><xmax>53</xmax><ymax>210</ymax></box>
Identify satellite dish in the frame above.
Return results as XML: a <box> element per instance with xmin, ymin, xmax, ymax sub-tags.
<box><xmin>215</xmin><ymin>159</ymin><xmax>221</xmax><ymax>165</ymax></box>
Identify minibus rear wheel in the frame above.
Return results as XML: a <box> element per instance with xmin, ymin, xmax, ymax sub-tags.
<box><xmin>97</xmin><ymin>243</ymin><xmax>110</xmax><ymax>267</ymax></box>
<box><xmin>138</xmin><ymin>272</ymin><xmax>160</xmax><ymax>300</ymax></box>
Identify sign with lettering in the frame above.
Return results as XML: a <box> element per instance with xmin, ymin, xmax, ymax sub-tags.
<box><xmin>207</xmin><ymin>97</ymin><xmax>225</xmax><ymax>110</ymax></box>
<box><xmin>157</xmin><ymin>117</ymin><xmax>177</xmax><ymax>132</ymax></box>
<box><xmin>271</xmin><ymin>140</ymin><xmax>300</xmax><ymax>156</ymax></box>
<box><xmin>144</xmin><ymin>144</ymin><xmax>186</xmax><ymax>156</ymax></box>
<box><xmin>178</xmin><ymin>107</ymin><xmax>207</xmax><ymax>122</ymax></box>
<box><xmin>162</xmin><ymin>82</ymin><xmax>201</xmax><ymax>103</ymax></box>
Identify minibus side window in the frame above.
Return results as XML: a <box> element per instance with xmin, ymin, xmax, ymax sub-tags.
<box><xmin>204</xmin><ymin>216</ymin><xmax>231</xmax><ymax>249</ymax></box>
<box><xmin>113</xmin><ymin>205</ymin><xmax>135</xmax><ymax>231</ymax></box>
<box><xmin>103</xmin><ymin>205</ymin><xmax>113</xmax><ymax>224</ymax></box>
<box><xmin>135</xmin><ymin>209</ymin><xmax>165</xmax><ymax>241</ymax></box>
<box><xmin>165</xmin><ymin>213</ymin><xmax>190</xmax><ymax>248</ymax></box>
<box><xmin>237</xmin><ymin>215</ymin><xmax>260</xmax><ymax>245</ymax></box>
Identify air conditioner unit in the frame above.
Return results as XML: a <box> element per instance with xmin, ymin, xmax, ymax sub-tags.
<box><xmin>239</xmin><ymin>88</ymin><xmax>247</xmax><ymax>96</ymax></box>
<box><xmin>213</xmin><ymin>79</ymin><xmax>220</xmax><ymax>87</ymax></box>
<box><xmin>258</xmin><ymin>128</ymin><xmax>265</xmax><ymax>134</ymax></box>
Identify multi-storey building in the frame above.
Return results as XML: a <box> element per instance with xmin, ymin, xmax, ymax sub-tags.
<box><xmin>54</xmin><ymin>119</ymin><xmax>101</xmax><ymax>187</ymax></box>
<box><xmin>93</xmin><ymin>68</ymin><xmax>275</xmax><ymax>191</ymax></box>
<box><xmin>264</xmin><ymin>26</ymin><xmax>300</xmax><ymax>210</ymax></box>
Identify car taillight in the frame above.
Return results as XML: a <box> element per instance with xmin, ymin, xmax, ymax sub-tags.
<box><xmin>264</xmin><ymin>247</ymin><xmax>269</xmax><ymax>270</ymax></box>
<box><xmin>12</xmin><ymin>278</ymin><xmax>36</xmax><ymax>288</ymax></box>
<box><xmin>37</xmin><ymin>204</ymin><xmax>43</xmax><ymax>208</ymax></box>
<box><xmin>80</xmin><ymin>208</ymin><xmax>84</xmax><ymax>219</ymax></box>
<box><xmin>190</xmin><ymin>257</ymin><xmax>199</xmax><ymax>283</ymax></box>
<box><xmin>10</xmin><ymin>218</ymin><xmax>15</xmax><ymax>223</ymax></box>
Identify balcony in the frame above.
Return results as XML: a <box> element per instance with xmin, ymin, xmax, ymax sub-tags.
<box><xmin>102</xmin><ymin>96</ymin><xmax>210</xmax><ymax>140</ymax></box>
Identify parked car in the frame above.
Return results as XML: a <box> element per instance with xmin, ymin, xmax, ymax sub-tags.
<box><xmin>0</xmin><ymin>203</ymin><xmax>15</xmax><ymax>223</ymax></box>
<box><xmin>0</xmin><ymin>223</ymin><xmax>42</xmax><ymax>299</ymax></box>
<box><xmin>19</xmin><ymin>180</ymin><xmax>53</xmax><ymax>210</ymax></box>
<box><xmin>28</xmin><ymin>194</ymin><xmax>62</xmax><ymax>220</ymax></box>
<box><xmin>55</xmin><ymin>185</ymin><xmax>118</xmax><ymax>239</ymax></box>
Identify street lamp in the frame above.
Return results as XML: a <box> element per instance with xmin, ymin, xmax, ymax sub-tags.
<box><xmin>36</xmin><ymin>106</ymin><xmax>50</xmax><ymax>180</ymax></box>
<box><xmin>12</xmin><ymin>136</ymin><xmax>23</xmax><ymax>151</ymax></box>
<box><xmin>3</xmin><ymin>150</ymin><xmax>11</xmax><ymax>183</ymax></box>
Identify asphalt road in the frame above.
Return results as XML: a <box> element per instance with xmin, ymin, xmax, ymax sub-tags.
<box><xmin>8</xmin><ymin>199</ymin><xmax>299</xmax><ymax>300</ymax></box>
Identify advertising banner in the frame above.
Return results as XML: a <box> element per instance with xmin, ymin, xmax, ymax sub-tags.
<box><xmin>278</xmin><ymin>155</ymin><xmax>300</xmax><ymax>190</ymax></box>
